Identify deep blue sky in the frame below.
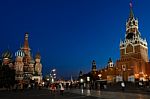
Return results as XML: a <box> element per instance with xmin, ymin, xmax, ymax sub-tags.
<box><xmin>0</xmin><ymin>0</ymin><xmax>150</xmax><ymax>78</ymax></box>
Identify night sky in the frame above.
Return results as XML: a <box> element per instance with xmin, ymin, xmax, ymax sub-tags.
<box><xmin>0</xmin><ymin>0</ymin><xmax>150</xmax><ymax>79</ymax></box>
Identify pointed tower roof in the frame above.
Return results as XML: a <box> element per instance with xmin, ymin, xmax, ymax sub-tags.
<box><xmin>108</xmin><ymin>57</ymin><xmax>112</xmax><ymax>63</ymax></box>
<box><xmin>23</xmin><ymin>32</ymin><xmax>30</xmax><ymax>50</ymax></box>
<box><xmin>125</xmin><ymin>1</ymin><xmax>142</xmax><ymax>39</ymax></box>
<box><xmin>92</xmin><ymin>60</ymin><xmax>97</xmax><ymax>71</ymax></box>
<box><xmin>35</xmin><ymin>51</ymin><xmax>41</xmax><ymax>59</ymax></box>
<box><xmin>129</xmin><ymin>2</ymin><xmax>134</xmax><ymax>19</ymax></box>
<box><xmin>107</xmin><ymin>57</ymin><xmax>114</xmax><ymax>68</ymax></box>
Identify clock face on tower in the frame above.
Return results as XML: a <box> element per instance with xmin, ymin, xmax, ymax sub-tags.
<box><xmin>126</xmin><ymin>33</ymin><xmax>135</xmax><ymax>39</ymax></box>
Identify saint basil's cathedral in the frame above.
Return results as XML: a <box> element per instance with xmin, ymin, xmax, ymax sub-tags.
<box><xmin>1</xmin><ymin>33</ymin><xmax>42</xmax><ymax>84</ymax></box>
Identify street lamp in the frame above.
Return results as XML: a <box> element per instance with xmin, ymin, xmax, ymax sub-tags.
<box><xmin>98</xmin><ymin>74</ymin><xmax>102</xmax><ymax>90</ymax></box>
<box><xmin>51</xmin><ymin>78</ymin><xmax>54</xmax><ymax>83</ymax></box>
<box><xmin>50</xmin><ymin>68</ymin><xmax>56</xmax><ymax>83</ymax></box>
<box><xmin>80</xmin><ymin>78</ymin><xmax>84</xmax><ymax>89</ymax></box>
<box><xmin>52</xmin><ymin>69</ymin><xmax>56</xmax><ymax>72</ymax></box>
<box><xmin>87</xmin><ymin>76</ymin><xmax>90</xmax><ymax>89</ymax></box>
<box><xmin>80</xmin><ymin>78</ymin><xmax>83</xmax><ymax>83</ymax></box>
<box><xmin>122</xmin><ymin>65</ymin><xmax>126</xmax><ymax>81</ymax></box>
<box><xmin>98</xmin><ymin>74</ymin><xmax>102</xmax><ymax>79</ymax></box>
<box><xmin>87</xmin><ymin>77</ymin><xmax>90</xmax><ymax>82</ymax></box>
<box><xmin>80</xmin><ymin>78</ymin><xmax>84</xmax><ymax>94</ymax></box>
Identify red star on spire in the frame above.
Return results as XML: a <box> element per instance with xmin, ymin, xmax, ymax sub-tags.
<box><xmin>129</xmin><ymin>0</ymin><xmax>133</xmax><ymax>8</ymax></box>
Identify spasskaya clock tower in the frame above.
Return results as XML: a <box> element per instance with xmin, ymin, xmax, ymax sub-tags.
<box><xmin>116</xmin><ymin>2</ymin><xmax>149</xmax><ymax>82</ymax></box>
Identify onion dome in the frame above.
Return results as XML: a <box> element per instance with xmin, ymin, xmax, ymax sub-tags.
<box><xmin>2</xmin><ymin>50</ymin><xmax>13</xmax><ymax>59</ymax></box>
<box><xmin>15</xmin><ymin>50</ymin><xmax>25</xmax><ymax>57</ymax></box>
<box><xmin>35</xmin><ymin>52</ymin><xmax>41</xmax><ymax>59</ymax></box>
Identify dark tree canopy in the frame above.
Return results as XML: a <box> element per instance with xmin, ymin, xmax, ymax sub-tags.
<box><xmin>0</xmin><ymin>64</ymin><xmax>15</xmax><ymax>88</ymax></box>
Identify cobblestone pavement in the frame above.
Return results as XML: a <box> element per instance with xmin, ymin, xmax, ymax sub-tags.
<box><xmin>0</xmin><ymin>89</ymin><xmax>98</xmax><ymax>99</ymax></box>
<box><xmin>0</xmin><ymin>88</ymin><xmax>150</xmax><ymax>99</ymax></box>
<box><xmin>67</xmin><ymin>89</ymin><xmax>150</xmax><ymax>99</ymax></box>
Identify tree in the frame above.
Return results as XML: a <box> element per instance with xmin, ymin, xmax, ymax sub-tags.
<box><xmin>0</xmin><ymin>64</ymin><xmax>15</xmax><ymax>88</ymax></box>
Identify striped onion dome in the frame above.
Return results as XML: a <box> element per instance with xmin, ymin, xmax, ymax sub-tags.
<box><xmin>15</xmin><ymin>50</ymin><xmax>25</xmax><ymax>57</ymax></box>
<box><xmin>2</xmin><ymin>50</ymin><xmax>13</xmax><ymax>59</ymax></box>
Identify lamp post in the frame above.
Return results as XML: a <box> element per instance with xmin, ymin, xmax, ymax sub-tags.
<box><xmin>80</xmin><ymin>78</ymin><xmax>84</xmax><ymax>94</ymax></box>
<box><xmin>87</xmin><ymin>76</ymin><xmax>90</xmax><ymax>89</ymax></box>
<box><xmin>122</xmin><ymin>65</ymin><xmax>126</xmax><ymax>81</ymax></box>
<box><xmin>80</xmin><ymin>78</ymin><xmax>83</xmax><ymax>83</ymax></box>
<box><xmin>50</xmin><ymin>69</ymin><xmax>56</xmax><ymax>83</ymax></box>
<box><xmin>98</xmin><ymin>74</ymin><xmax>102</xmax><ymax>79</ymax></box>
<box><xmin>86</xmin><ymin>76</ymin><xmax>91</xmax><ymax>95</ymax></box>
<box><xmin>80</xmin><ymin>78</ymin><xmax>84</xmax><ymax>89</ymax></box>
<box><xmin>98</xmin><ymin>74</ymin><xmax>102</xmax><ymax>90</ymax></box>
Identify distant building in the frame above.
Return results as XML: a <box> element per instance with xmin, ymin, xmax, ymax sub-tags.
<box><xmin>106</xmin><ymin>58</ymin><xmax>115</xmax><ymax>83</ymax></box>
<box><xmin>116</xmin><ymin>3</ymin><xmax>149</xmax><ymax>82</ymax></box>
<box><xmin>92</xmin><ymin>60</ymin><xmax>97</xmax><ymax>72</ymax></box>
<box><xmin>80</xmin><ymin>3</ymin><xmax>150</xmax><ymax>84</ymax></box>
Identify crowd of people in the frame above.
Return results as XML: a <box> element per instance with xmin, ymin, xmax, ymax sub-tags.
<box><xmin>48</xmin><ymin>83</ymin><xmax>65</xmax><ymax>95</ymax></box>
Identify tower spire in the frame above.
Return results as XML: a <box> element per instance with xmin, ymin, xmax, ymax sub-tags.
<box><xmin>125</xmin><ymin>1</ymin><xmax>141</xmax><ymax>39</ymax></box>
<box><xmin>23</xmin><ymin>32</ymin><xmax>30</xmax><ymax>49</ymax></box>
<box><xmin>129</xmin><ymin>1</ymin><xmax>134</xmax><ymax>19</ymax></box>
<box><xmin>21</xmin><ymin>32</ymin><xmax>31</xmax><ymax>56</ymax></box>
<box><xmin>92</xmin><ymin>60</ymin><xmax>97</xmax><ymax>72</ymax></box>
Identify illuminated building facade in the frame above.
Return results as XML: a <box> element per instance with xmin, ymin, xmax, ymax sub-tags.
<box><xmin>81</xmin><ymin>3</ymin><xmax>150</xmax><ymax>84</ymax></box>
<box><xmin>116</xmin><ymin>3</ymin><xmax>149</xmax><ymax>82</ymax></box>
<box><xmin>1</xmin><ymin>33</ymin><xmax>43</xmax><ymax>85</ymax></box>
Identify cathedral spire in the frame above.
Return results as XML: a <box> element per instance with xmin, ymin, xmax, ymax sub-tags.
<box><xmin>35</xmin><ymin>50</ymin><xmax>41</xmax><ymax>59</ymax></box>
<box><xmin>23</xmin><ymin>33</ymin><xmax>30</xmax><ymax>49</ymax></box>
<box><xmin>21</xmin><ymin>32</ymin><xmax>31</xmax><ymax>56</ymax></box>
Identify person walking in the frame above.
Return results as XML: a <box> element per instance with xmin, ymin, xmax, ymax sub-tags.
<box><xmin>59</xmin><ymin>83</ymin><xmax>64</xmax><ymax>95</ymax></box>
<box><xmin>48</xmin><ymin>84</ymin><xmax>53</xmax><ymax>94</ymax></box>
<box><xmin>121</xmin><ymin>81</ymin><xmax>125</xmax><ymax>91</ymax></box>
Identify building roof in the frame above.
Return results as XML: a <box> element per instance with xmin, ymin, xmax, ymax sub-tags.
<box><xmin>2</xmin><ymin>49</ymin><xmax>13</xmax><ymax>59</ymax></box>
<box><xmin>35</xmin><ymin>51</ymin><xmax>41</xmax><ymax>59</ymax></box>
<box><xmin>15</xmin><ymin>49</ymin><xmax>25</xmax><ymax>57</ymax></box>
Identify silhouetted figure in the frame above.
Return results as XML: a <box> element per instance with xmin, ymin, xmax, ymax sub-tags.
<box><xmin>59</xmin><ymin>83</ymin><xmax>64</xmax><ymax>95</ymax></box>
<box><xmin>121</xmin><ymin>82</ymin><xmax>125</xmax><ymax>91</ymax></box>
